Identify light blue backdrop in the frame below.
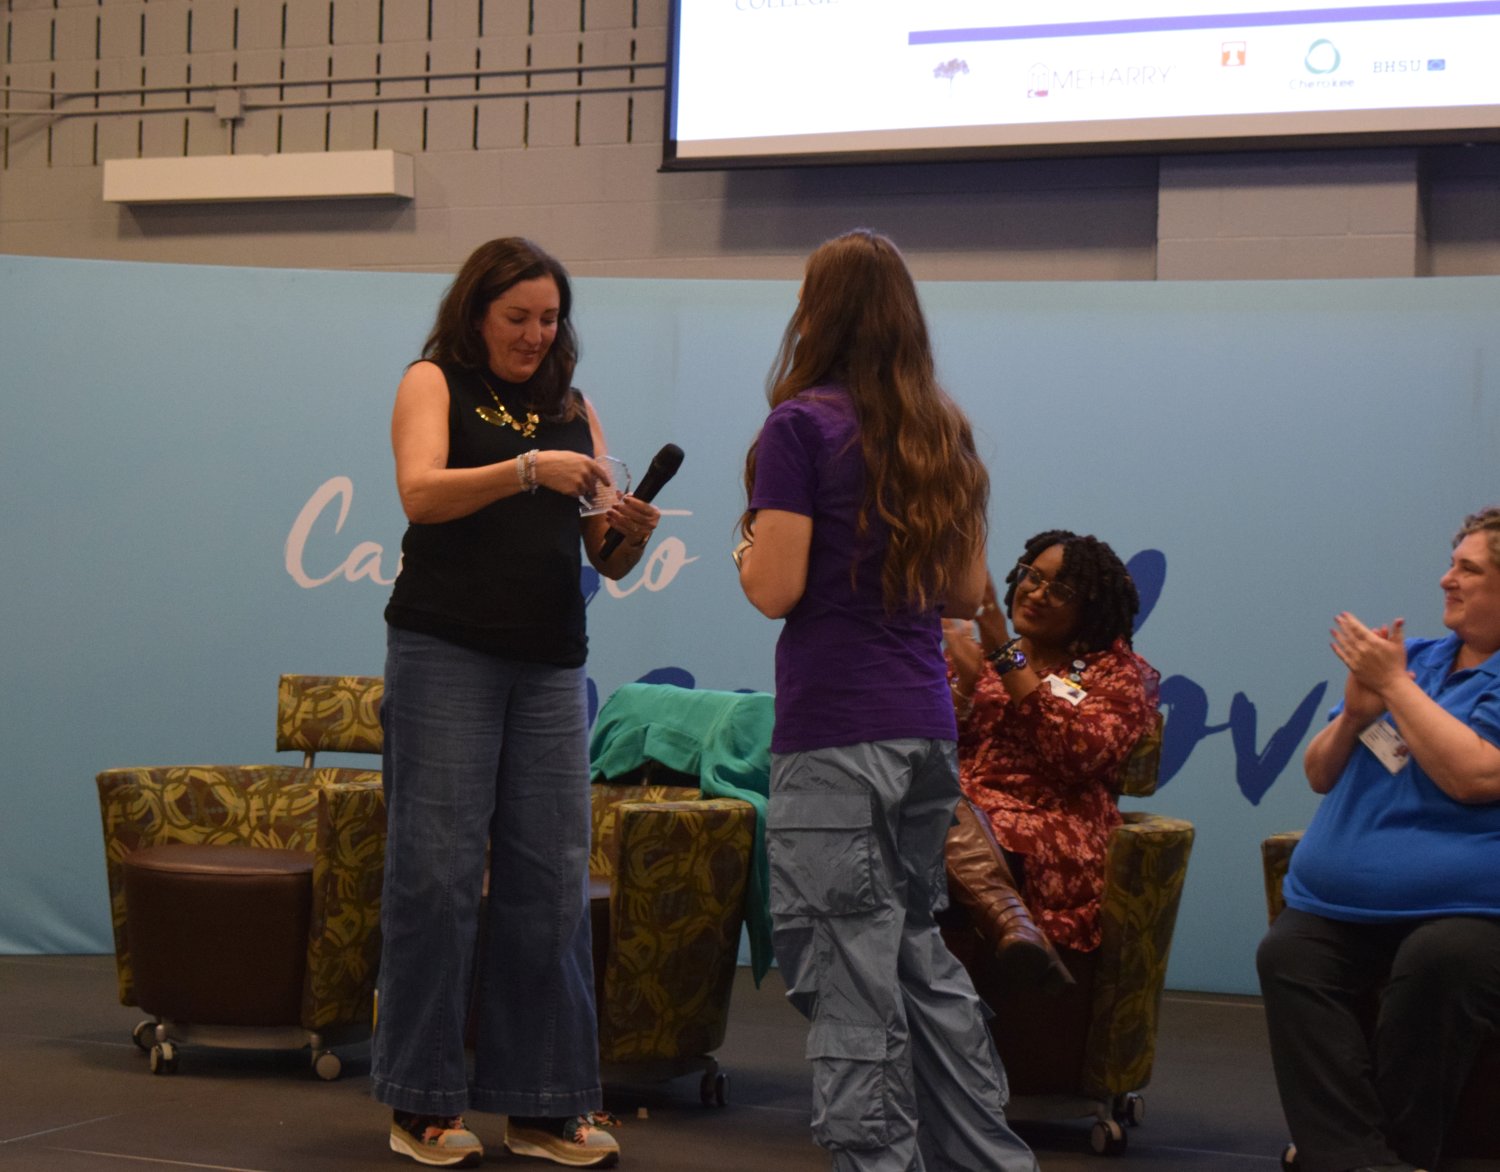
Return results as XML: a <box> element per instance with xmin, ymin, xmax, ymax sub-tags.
<box><xmin>3</xmin><ymin>254</ymin><xmax>1497</xmax><ymax>993</ymax></box>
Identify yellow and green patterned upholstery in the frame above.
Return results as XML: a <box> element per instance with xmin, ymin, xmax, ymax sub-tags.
<box><xmin>276</xmin><ymin>674</ymin><xmax>384</xmax><ymax>766</ymax></box>
<box><xmin>95</xmin><ymin>764</ymin><xmax>386</xmax><ymax>1030</ymax></box>
<box><xmin>1078</xmin><ymin>811</ymin><xmax>1196</xmax><ymax>1101</ymax></box>
<box><xmin>589</xmin><ymin>782</ymin><xmax>754</xmax><ymax>1066</ymax></box>
<box><xmin>588</xmin><ymin>781</ymin><xmax>696</xmax><ymax>877</ymax></box>
<box><xmin>1261</xmin><ymin>830</ymin><xmax>1303</xmax><ymax>925</ymax></box>
<box><xmin>1116</xmin><ymin>711</ymin><xmax>1165</xmax><ymax>798</ymax></box>
<box><xmin>951</xmin><ymin>714</ymin><xmax>1195</xmax><ymax>1130</ymax></box>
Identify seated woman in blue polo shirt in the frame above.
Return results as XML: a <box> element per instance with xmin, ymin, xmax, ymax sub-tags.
<box><xmin>1257</xmin><ymin>505</ymin><xmax>1500</xmax><ymax>1172</ymax></box>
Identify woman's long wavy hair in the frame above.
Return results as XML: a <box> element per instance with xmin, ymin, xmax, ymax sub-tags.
<box><xmin>421</xmin><ymin>236</ymin><xmax>583</xmax><ymax>421</ymax></box>
<box><xmin>741</xmin><ymin>229</ymin><xmax>989</xmax><ymax>613</ymax></box>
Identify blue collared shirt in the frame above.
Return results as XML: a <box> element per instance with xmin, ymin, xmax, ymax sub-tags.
<box><xmin>1285</xmin><ymin>633</ymin><xmax>1500</xmax><ymax>922</ymax></box>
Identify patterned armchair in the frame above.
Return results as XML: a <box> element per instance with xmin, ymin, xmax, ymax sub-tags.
<box><xmin>941</xmin><ymin>715</ymin><xmax>1196</xmax><ymax>1156</ymax></box>
<box><xmin>588</xmin><ymin>776</ymin><xmax>755</xmax><ymax>1105</ymax></box>
<box><xmin>1262</xmin><ymin>831</ymin><xmax>1500</xmax><ymax>1161</ymax></box>
<box><xmin>275</xmin><ymin>674</ymin><xmax>383</xmax><ymax>766</ymax></box>
<box><xmin>95</xmin><ymin>764</ymin><xmax>386</xmax><ymax>1078</ymax></box>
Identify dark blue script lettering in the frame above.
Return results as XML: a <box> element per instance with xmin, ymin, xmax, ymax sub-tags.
<box><xmin>583</xmin><ymin>550</ymin><xmax>1329</xmax><ymax>804</ymax></box>
<box><xmin>1130</xmin><ymin>549</ymin><xmax>1327</xmax><ymax>803</ymax></box>
<box><xmin>1157</xmin><ymin>675</ymin><xmax>1328</xmax><ymax>804</ymax></box>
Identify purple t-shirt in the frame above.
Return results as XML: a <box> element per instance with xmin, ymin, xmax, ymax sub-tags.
<box><xmin>749</xmin><ymin>386</ymin><xmax>957</xmax><ymax>753</ymax></box>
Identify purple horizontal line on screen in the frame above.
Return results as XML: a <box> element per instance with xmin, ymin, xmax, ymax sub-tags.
<box><xmin>907</xmin><ymin>2</ymin><xmax>1500</xmax><ymax>45</ymax></box>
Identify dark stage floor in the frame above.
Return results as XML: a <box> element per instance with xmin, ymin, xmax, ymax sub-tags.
<box><xmin>1</xmin><ymin>955</ymin><xmax>1492</xmax><ymax>1171</ymax></box>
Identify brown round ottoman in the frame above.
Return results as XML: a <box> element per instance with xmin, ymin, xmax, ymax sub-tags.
<box><xmin>123</xmin><ymin>843</ymin><xmax>313</xmax><ymax>1028</ymax></box>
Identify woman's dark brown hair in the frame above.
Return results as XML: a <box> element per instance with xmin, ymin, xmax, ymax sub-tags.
<box><xmin>421</xmin><ymin>236</ymin><xmax>582</xmax><ymax>421</ymax></box>
<box><xmin>1002</xmin><ymin>529</ymin><xmax>1140</xmax><ymax>654</ymax></box>
<box><xmin>741</xmin><ymin>229</ymin><xmax>988</xmax><ymax>613</ymax></box>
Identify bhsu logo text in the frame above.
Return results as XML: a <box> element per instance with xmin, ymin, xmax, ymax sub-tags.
<box><xmin>1372</xmin><ymin>58</ymin><xmax>1446</xmax><ymax>73</ymax></box>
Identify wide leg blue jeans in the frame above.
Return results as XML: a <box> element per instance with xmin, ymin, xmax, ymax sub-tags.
<box><xmin>371</xmin><ymin>626</ymin><xmax>602</xmax><ymax>1118</ymax></box>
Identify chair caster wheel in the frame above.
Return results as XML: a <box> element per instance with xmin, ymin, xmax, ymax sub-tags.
<box><xmin>149</xmin><ymin>1041</ymin><xmax>177</xmax><ymax>1075</ymax></box>
<box><xmin>312</xmin><ymin>1050</ymin><xmax>342</xmax><ymax>1081</ymax></box>
<box><xmin>131</xmin><ymin>1020</ymin><xmax>155</xmax><ymax>1052</ymax></box>
<box><xmin>1112</xmin><ymin>1092</ymin><xmax>1144</xmax><ymax>1127</ymax></box>
<box><xmin>699</xmin><ymin>1069</ymin><xmax>728</xmax><ymax>1107</ymax></box>
<box><xmin>1091</xmin><ymin>1118</ymin><xmax>1127</xmax><ymax>1156</ymax></box>
<box><xmin>1281</xmin><ymin>1142</ymin><xmax>1300</xmax><ymax>1172</ymax></box>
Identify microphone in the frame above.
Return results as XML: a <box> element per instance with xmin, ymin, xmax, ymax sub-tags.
<box><xmin>599</xmin><ymin>443</ymin><xmax>684</xmax><ymax>559</ymax></box>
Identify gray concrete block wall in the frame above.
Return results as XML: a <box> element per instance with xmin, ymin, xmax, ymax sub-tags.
<box><xmin>3</xmin><ymin>1</ymin><xmax>1500</xmax><ymax>280</ymax></box>
<box><xmin>1158</xmin><ymin>150</ymin><xmax>1427</xmax><ymax>279</ymax></box>
<box><xmin>1425</xmin><ymin>146</ymin><xmax>1500</xmax><ymax>276</ymax></box>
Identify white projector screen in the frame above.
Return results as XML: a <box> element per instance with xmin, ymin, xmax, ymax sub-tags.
<box><xmin>663</xmin><ymin>0</ymin><xmax>1500</xmax><ymax>168</ymax></box>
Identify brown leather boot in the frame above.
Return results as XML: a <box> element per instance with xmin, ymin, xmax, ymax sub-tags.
<box><xmin>945</xmin><ymin>799</ymin><xmax>1075</xmax><ymax>990</ymax></box>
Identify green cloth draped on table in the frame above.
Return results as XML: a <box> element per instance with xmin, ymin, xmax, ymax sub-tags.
<box><xmin>589</xmin><ymin>683</ymin><xmax>774</xmax><ymax>983</ymax></box>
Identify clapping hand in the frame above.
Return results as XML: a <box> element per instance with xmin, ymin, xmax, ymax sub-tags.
<box><xmin>942</xmin><ymin>618</ymin><xmax>984</xmax><ymax>696</ymax></box>
<box><xmin>1330</xmin><ymin>612</ymin><xmax>1407</xmax><ymax>721</ymax></box>
<box><xmin>973</xmin><ymin>574</ymin><xmax>1010</xmax><ymax>655</ymax></box>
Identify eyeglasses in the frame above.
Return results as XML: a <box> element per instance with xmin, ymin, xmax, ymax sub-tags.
<box><xmin>1014</xmin><ymin>562</ymin><xmax>1077</xmax><ymax>606</ymax></box>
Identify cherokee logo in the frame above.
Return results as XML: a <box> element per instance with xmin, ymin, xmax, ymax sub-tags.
<box><xmin>1304</xmin><ymin>38</ymin><xmax>1341</xmax><ymax>75</ymax></box>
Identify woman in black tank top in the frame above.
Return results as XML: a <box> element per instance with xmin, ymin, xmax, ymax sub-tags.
<box><xmin>373</xmin><ymin>238</ymin><xmax>658</xmax><ymax>1170</ymax></box>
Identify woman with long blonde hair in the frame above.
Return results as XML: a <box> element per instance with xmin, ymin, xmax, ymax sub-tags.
<box><xmin>737</xmin><ymin>230</ymin><xmax>1036</xmax><ymax>1172</ymax></box>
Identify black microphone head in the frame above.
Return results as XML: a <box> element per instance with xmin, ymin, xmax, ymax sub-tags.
<box><xmin>649</xmin><ymin>443</ymin><xmax>685</xmax><ymax>478</ymax></box>
<box><xmin>597</xmin><ymin>442</ymin><xmax>683</xmax><ymax>558</ymax></box>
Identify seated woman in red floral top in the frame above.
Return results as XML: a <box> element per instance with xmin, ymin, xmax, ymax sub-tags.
<box><xmin>944</xmin><ymin>529</ymin><xmax>1160</xmax><ymax>957</ymax></box>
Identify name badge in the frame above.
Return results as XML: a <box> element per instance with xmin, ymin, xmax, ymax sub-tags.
<box><xmin>1042</xmin><ymin>673</ymin><xmax>1087</xmax><ymax>706</ymax></box>
<box><xmin>1358</xmin><ymin>719</ymin><xmax>1411</xmax><ymax>774</ymax></box>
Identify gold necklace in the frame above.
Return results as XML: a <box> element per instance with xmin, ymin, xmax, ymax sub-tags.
<box><xmin>475</xmin><ymin>376</ymin><xmax>539</xmax><ymax>437</ymax></box>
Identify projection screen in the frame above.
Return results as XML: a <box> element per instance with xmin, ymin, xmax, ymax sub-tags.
<box><xmin>664</xmin><ymin>1</ymin><xmax>1500</xmax><ymax>168</ymax></box>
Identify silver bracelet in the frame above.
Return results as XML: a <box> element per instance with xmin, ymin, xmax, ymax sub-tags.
<box><xmin>518</xmin><ymin>449</ymin><xmax>539</xmax><ymax>493</ymax></box>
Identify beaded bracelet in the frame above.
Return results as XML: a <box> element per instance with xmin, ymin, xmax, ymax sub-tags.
<box><xmin>950</xmin><ymin>681</ymin><xmax>974</xmax><ymax>722</ymax></box>
<box><xmin>518</xmin><ymin>449</ymin><xmax>539</xmax><ymax>493</ymax></box>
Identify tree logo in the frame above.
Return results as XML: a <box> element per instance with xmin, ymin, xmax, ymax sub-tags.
<box><xmin>933</xmin><ymin>58</ymin><xmax>969</xmax><ymax>89</ymax></box>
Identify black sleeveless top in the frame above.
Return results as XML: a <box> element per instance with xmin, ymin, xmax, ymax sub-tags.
<box><xmin>385</xmin><ymin>361</ymin><xmax>595</xmax><ymax>667</ymax></box>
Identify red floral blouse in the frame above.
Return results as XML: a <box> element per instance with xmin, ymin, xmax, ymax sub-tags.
<box><xmin>956</xmin><ymin>637</ymin><xmax>1160</xmax><ymax>953</ymax></box>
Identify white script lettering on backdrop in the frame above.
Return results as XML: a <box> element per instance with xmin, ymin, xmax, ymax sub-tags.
<box><xmin>285</xmin><ymin>476</ymin><xmax>397</xmax><ymax>587</ymax></box>
<box><xmin>281</xmin><ymin>477</ymin><xmax>1320</xmax><ymax>807</ymax></box>
<box><xmin>284</xmin><ymin>475</ymin><xmax>698</xmax><ymax>595</ymax></box>
<box><xmin>600</xmin><ymin>515</ymin><xmax>698</xmax><ymax>598</ymax></box>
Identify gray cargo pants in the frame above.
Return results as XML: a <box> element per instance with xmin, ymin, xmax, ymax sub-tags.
<box><xmin>768</xmin><ymin>738</ymin><xmax>1038</xmax><ymax>1172</ymax></box>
